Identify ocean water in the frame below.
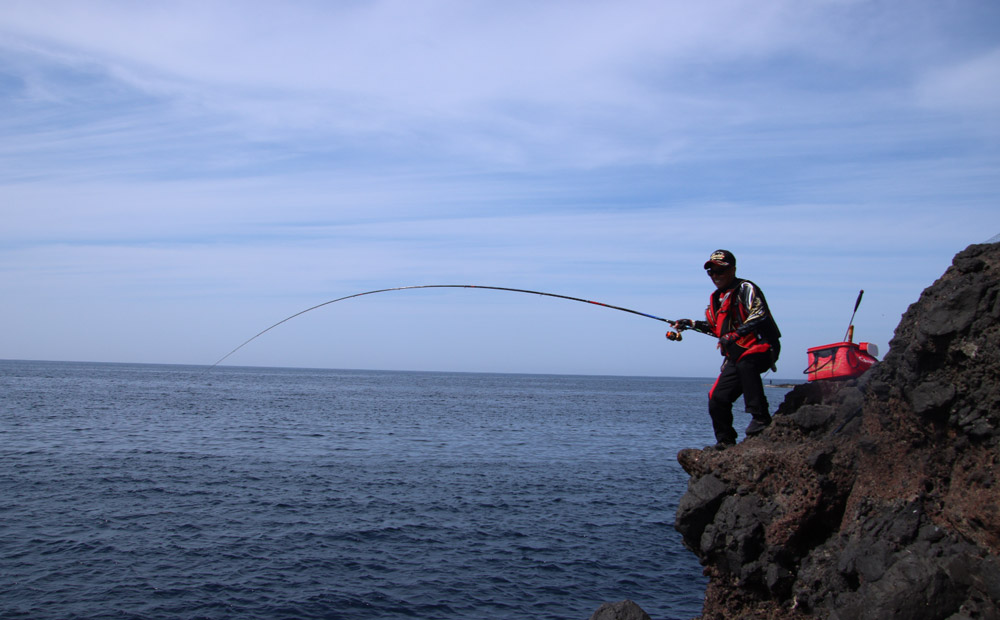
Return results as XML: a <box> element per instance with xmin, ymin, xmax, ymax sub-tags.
<box><xmin>0</xmin><ymin>360</ymin><xmax>793</xmax><ymax>620</ymax></box>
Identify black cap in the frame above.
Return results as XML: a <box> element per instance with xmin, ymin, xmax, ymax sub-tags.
<box><xmin>704</xmin><ymin>249</ymin><xmax>736</xmax><ymax>270</ymax></box>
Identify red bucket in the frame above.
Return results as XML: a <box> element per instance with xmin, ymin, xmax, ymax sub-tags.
<box><xmin>805</xmin><ymin>341</ymin><xmax>878</xmax><ymax>381</ymax></box>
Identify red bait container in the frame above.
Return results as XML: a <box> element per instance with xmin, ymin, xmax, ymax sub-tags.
<box><xmin>804</xmin><ymin>341</ymin><xmax>879</xmax><ymax>381</ymax></box>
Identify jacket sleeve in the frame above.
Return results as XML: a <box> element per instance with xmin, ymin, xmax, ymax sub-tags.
<box><xmin>694</xmin><ymin>302</ymin><xmax>714</xmax><ymax>335</ymax></box>
<box><xmin>734</xmin><ymin>282</ymin><xmax>769</xmax><ymax>336</ymax></box>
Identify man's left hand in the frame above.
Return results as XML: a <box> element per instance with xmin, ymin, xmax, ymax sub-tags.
<box><xmin>719</xmin><ymin>332</ymin><xmax>738</xmax><ymax>345</ymax></box>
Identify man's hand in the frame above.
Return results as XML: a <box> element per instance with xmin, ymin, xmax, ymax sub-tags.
<box><xmin>674</xmin><ymin>319</ymin><xmax>695</xmax><ymax>330</ymax></box>
<box><xmin>719</xmin><ymin>331</ymin><xmax>739</xmax><ymax>345</ymax></box>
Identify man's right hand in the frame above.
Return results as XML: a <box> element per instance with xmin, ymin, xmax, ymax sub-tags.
<box><xmin>674</xmin><ymin>319</ymin><xmax>695</xmax><ymax>330</ymax></box>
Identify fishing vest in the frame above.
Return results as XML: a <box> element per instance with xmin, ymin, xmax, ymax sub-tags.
<box><xmin>706</xmin><ymin>279</ymin><xmax>781</xmax><ymax>362</ymax></box>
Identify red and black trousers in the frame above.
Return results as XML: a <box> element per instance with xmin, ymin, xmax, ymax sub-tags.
<box><xmin>707</xmin><ymin>352</ymin><xmax>773</xmax><ymax>444</ymax></box>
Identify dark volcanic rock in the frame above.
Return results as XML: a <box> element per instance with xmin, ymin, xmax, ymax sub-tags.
<box><xmin>589</xmin><ymin>599</ymin><xmax>653</xmax><ymax>620</ymax></box>
<box><xmin>674</xmin><ymin>242</ymin><xmax>1000</xmax><ymax>620</ymax></box>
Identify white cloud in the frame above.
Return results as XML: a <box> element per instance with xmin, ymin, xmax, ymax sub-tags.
<box><xmin>916</xmin><ymin>47</ymin><xmax>1000</xmax><ymax>113</ymax></box>
<box><xmin>0</xmin><ymin>2</ymin><xmax>908</xmax><ymax>147</ymax></box>
<box><xmin>5</xmin><ymin>0</ymin><xmax>995</xmax><ymax>177</ymax></box>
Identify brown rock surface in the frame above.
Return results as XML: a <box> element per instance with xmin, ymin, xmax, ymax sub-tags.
<box><xmin>674</xmin><ymin>242</ymin><xmax>1000</xmax><ymax>619</ymax></box>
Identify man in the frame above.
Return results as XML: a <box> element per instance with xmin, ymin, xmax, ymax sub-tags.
<box><xmin>674</xmin><ymin>250</ymin><xmax>781</xmax><ymax>449</ymax></box>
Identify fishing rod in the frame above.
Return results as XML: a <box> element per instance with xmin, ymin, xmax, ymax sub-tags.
<box><xmin>207</xmin><ymin>284</ymin><xmax>703</xmax><ymax>370</ymax></box>
<box><xmin>843</xmin><ymin>289</ymin><xmax>864</xmax><ymax>342</ymax></box>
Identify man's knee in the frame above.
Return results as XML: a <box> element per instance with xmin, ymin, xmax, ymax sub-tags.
<box><xmin>709</xmin><ymin>392</ymin><xmax>734</xmax><ymax>413</ymax></box>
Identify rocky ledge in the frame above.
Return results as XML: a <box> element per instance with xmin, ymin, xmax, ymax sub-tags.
<box><xmin>672</xmin><ymin>242</ymin><xmax>1000</xmax><ymax>619</ymax></box>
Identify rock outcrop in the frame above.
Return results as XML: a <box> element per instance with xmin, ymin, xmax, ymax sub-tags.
<box><xmin>589</xmin><ymin>599</ymin><xmax>654</xmax><ymax>620</ymax></box>
<box><xmin>674</xmin><ymin>242</ymin><xmax>1000</xmax><ymax>619</ymax></box>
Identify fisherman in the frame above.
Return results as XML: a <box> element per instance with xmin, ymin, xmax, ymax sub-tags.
<box><xmin>674</xmin><ymin>250</ymin><xmax>781</xmax><ymax>449</ymax></box>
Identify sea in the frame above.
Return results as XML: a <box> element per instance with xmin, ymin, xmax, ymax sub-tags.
<box><xmin>0</xmin><ymin>360</ymin><xmax>797</xmax><ymax>620</ymax></box>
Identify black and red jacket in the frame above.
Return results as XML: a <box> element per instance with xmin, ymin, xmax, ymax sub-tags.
<box><xmin>695</xmin><ymin>279</ymin><xmax>781</xmax><ymax>362</ymax></box>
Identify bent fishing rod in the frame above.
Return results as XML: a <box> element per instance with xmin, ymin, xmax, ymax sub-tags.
<box><xmin>207</xmin><ymin>284</ymin><xmax>705</xmax><ymax>370</ymax></box>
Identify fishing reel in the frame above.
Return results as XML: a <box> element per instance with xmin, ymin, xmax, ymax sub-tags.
<box><xmin>665</xmin><ymin>320</ymin><xmax>691</xmax><ymax>342</ymax></box>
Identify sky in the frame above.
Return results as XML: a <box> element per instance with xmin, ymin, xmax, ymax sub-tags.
<box><xmin>2</xmin><ymin>0</ymin><xmax>999</xmax><ymax>378</ymax></box>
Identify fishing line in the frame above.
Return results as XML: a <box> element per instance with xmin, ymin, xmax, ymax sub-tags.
<box><xmin>207</xmin><ymin>284</ymin><xmax>692</xmax><ymax>370</ymax></box>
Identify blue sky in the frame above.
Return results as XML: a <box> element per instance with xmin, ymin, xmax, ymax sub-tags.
<box><xmin>2</xmin><ymin>0</ymin><xmax>999</xmax><ymax>377</ymax></box>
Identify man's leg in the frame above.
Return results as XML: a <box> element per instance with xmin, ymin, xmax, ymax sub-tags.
<box><xmin>737</xmin><ymin>353</ymin><xmax>772</xmax><ymax>436</ymax></box>
<box><xmin>708</xmin><ymin>361</ymin><xmax>741</xmax><ymax>445</ymax></box>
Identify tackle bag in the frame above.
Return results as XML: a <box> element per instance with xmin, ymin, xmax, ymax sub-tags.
<box><xmin>804</xmin><ymin>341</ymin><xmax>878</xmax><ymax>381</ymax></box>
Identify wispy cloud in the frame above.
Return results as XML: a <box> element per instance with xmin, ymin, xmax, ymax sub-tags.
<box><xmin>916</xmin><ymin>47</ymin><xmax>1000</xmax><ymax>114</ymax></box>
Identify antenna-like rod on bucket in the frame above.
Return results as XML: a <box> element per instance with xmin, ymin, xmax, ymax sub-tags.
<box><xmin>844</xmin><ymin>290</ymin><xmax>864</xmax><ymax>342</ymax></box>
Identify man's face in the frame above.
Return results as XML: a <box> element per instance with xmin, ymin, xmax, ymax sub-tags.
<box><xmin>707</xmin><ymin>264</ymin><xmax>736</xmax><ymax>290</ymax></box>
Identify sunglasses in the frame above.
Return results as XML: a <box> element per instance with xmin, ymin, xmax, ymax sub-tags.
<box><xmin>706</xmin><ymin>266</ymin><xmax>731</xmax><ymax>276</ymax></box>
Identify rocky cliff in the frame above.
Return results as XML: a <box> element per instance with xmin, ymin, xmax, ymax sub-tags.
<box><xmin>673</xmin><ymin>242</ymin><xmax>1000</xmax><ymax>619</ymax></box>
